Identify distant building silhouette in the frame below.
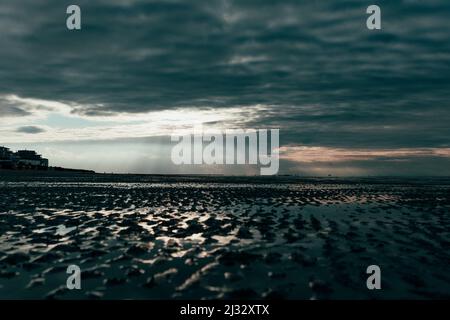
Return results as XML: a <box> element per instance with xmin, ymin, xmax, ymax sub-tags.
<box><xmin>0</xmin><ymin>146</ymin><xmax>49</xmax><ymax>169</ymax></box>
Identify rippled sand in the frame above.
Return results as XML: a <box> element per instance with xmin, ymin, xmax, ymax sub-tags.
<box><xmin>0</xmin><ymin>175</ymin><xmax>449</xmax><ymax>299</ymax></box>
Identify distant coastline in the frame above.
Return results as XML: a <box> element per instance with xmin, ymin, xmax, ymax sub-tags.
<box><xmin>0</xmin><ymin>167</ymin><xmax>96</xmax><ymax>174</ymax></box>
<box><xmin>1</xmin><ymin>145</ymin><xmax>95</xmax><ymax>174</ymax></box>
<box><xmin>1</xmin><ymin>170</ymin><xmax>449</xmax><ymax>186</ymax></box>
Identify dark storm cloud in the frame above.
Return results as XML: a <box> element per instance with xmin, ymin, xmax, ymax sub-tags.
<box><xmin>1</xmin><ymin>0</ymin><xmax>449</xmax><ymax>151</ymax></box>
<box><xmin>0</xmin><ymin>97</ymin><xmax>31</xmax><ymax>117</ymax></box>
<box><xmin>16</xmin><ymin>126</ymin><xmax>46</xmax><ymax>134</ymax></box>
<box><xmin>0</xmin><ymin>105</ymin><xmax>31</xmax><ymax>117</ymax></box>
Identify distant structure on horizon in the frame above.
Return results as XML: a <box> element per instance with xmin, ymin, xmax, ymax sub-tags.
<box><xmin>0</xmin><ymin>146</ymin><xmax>49</xmax><ymax>169</ymax></box>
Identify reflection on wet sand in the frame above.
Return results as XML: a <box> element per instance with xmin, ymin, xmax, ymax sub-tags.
<box><xmin>0</xmin><ymin>176</ymin><xmax>449</xmax><ymax>299</ymax></box>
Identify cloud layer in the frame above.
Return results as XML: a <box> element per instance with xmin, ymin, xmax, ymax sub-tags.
<box><xmin>1</xmin><ymin>0</ymin><xmax>450</xmax><ymax>175</ymax></box>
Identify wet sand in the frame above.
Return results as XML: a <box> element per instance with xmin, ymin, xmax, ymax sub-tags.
<box><xmin>0</xmin><ymin>175</ymin><xmax>449</xmax><ymax>299</ymax></box>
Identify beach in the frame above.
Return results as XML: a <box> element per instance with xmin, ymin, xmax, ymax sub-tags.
<box><xmin>0</xmin><ymin>174</ymin><xmax>449</xmax><ymax>299</ymax></box>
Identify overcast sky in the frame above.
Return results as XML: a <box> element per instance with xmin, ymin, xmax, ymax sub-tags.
<box><xmin>1</xmin><ymin>0</ymin><xmax>450</xmax><ymax>175</ymax></box>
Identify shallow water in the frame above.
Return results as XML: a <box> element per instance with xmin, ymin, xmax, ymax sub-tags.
<box><xmin>0</xmin><ymin>177</ymin><xmax>449</xmax><ymax>299</ymax></box>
